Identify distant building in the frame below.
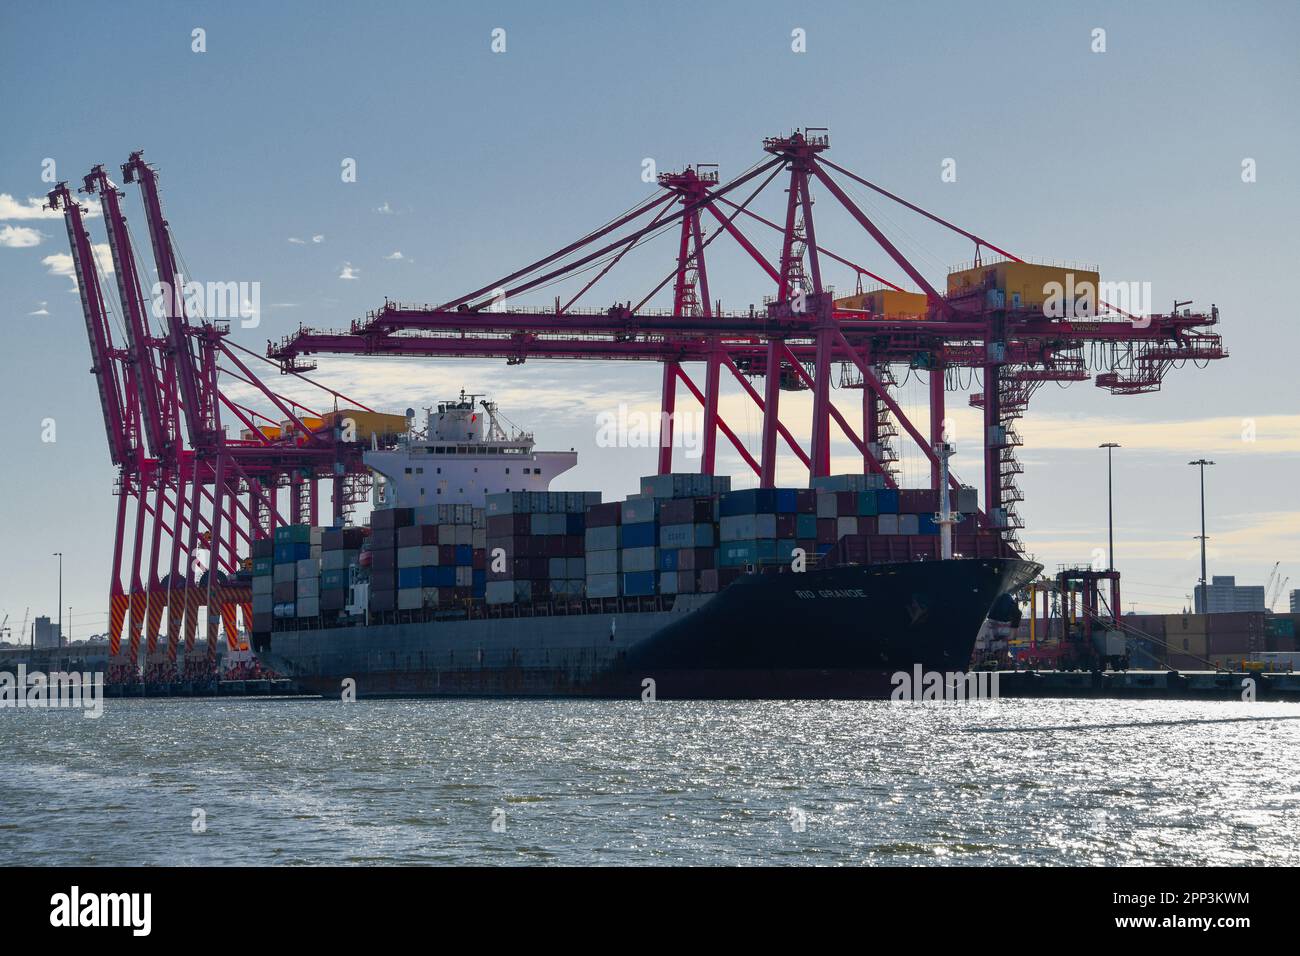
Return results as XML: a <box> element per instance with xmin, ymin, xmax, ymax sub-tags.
<box><xmin>1194</xmin><ymin>576</ymin><xmax>1266</xmax><ymax>614</ymax></box>
<box><xmin>33</xmin><ymin>616</ymin><xmax>61</xmax><ymax>648</ymax></box>
<box><xmin>1291</xmin><ymin>589</ymin><xmax>1300</xmax><ymax>614</ymax></box>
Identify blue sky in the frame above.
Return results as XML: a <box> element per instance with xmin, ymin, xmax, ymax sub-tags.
<box><xmin>2</xmin><ymin>0</ymin><xmax>1298</xmax><ymax>635</ymax></box>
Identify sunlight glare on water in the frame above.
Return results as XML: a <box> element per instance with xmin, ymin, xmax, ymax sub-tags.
<box><xmin>1</xmin><ymin>697</ymin><xmax>1297</xmax><ymax>866</ymax></box>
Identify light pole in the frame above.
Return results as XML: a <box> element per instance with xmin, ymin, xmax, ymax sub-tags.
<box><xmin>1188</xmin><ymin>459</ymin><xmax>1215</xmax><ymax>612</ymax></box>
<box><xmin>1100</xmin><ymin>443</ymin><xmax>1120</xmax><ymax>571</ymax></box>
<box><xmin>52</xmin><ymin>552</ymin><xmax>63</xmax><ymax>648</ymax></box>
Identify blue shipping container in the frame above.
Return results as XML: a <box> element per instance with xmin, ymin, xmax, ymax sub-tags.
<box><xmin>659</xmin><ymin>549</ymin><xmax>679</xmax><ymax>572</ymax></box>
<box><xmin>876</xmin><ymin>489</ymin><xmax>899</xmax><ymax>513</ymax></box>
<box><xmin>454</xmin><ymin>544</ymin><xmax>473</xmax><ymax>565</ymax></box>
<box><xmin>621</xmin><ymin>521</ymin><xmax>657</xmax><ymax>549</ymax></box>
<box><xmin>398</xmin><ymin>567</ymin><xmax>422</xmax><ymax>589</ymax></box>
<box><xmin>719</xmin><ymin>488</ymin><xmax>779</xmax><ymax>517</ymax></box>
<box><xmin>623</xmin><ymin>571</ymin><xmax>657</xmax><ymax>596</ymax></box>
<box><xmin>776</xmin><ymin>488</ymin><xmax>798</xmax><ymax>513</ymax></box>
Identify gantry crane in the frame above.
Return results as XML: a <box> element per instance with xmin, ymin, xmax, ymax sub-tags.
<box><xmin>271</xmin><ymin>128</ymin><xmax>1226</xmax><ymax>561</ymax></box>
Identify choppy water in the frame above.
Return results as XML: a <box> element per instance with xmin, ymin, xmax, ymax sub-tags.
<box><xmin>1</xmin><ymin>697</ymin><xmax>1297</xmax><ymax>865</ymax></box>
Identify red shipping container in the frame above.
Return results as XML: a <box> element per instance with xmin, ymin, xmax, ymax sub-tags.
<box><xmin>816</xmin><ymin>518</ymin><xmax>838</xmax><ymax>543</ymax></box>
<box><xmin>795</xmin><ymin>489</ymin><xmax>817</xmax><ymax>513</ymax></box>
<box><xmin>857</xmin><ymin>516</ymin><xmax>877</xmax><ymax>535</ymax></box>
<box><xmin>472</xmin><ymin>548</ymin><xmax>486</xmax><ymax>570</ymax></box>
<box><xmin>369</xmin><ymin>528</ymin><xmax>396</xmax><ymax>551</ymax></box>
<box><xmin>370</xmin><ymin>549</ymin><xmax>396</xmax><ymax>571</ymax></box>
<box><xmin>438</xmin><ymin>544</ymin><xmax>456</xmax><ymax>565</ymax></box>
<box><xmin>586</xmin><ymin>502</ymin><xmax>622</xmax><ymax>527</ymax></box>
<box><xmin>899</xmin><ymin>489</ymin><xmax>936</xmax><ymax>514</ymax></box>
<box><xmin>775</xmin><ymin>514</ymin><xmax>797</xmax><ymax>538</ymax></box>
<box><xmin>398</xmin><ymin>524</ymin><xmax>439</xmax><ymax>547</ymax></box>
<box><xmin>835</xmin><ymin>491</ymin><xmax>857</xmax><ymax>515</ymax></box>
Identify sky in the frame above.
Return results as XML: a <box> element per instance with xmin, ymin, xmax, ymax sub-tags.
<box><xmin>1</xmin><ymin>0</ymin><xmax>1298</xmax><ymax>638</ymax></box>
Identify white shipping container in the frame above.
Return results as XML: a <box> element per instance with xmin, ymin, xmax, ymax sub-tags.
<box><xmin>621</xmin><ymin>495</ymin><xmax>658</xmax><ymax>524</ymax></box>
<box><xmin>472</xmin><ymin>529</ymin><xmax>487</xmax><ymax>549</ymax></box>
<box><xmin>252</xmin><ymin>594</ymin><xmax>273</xmax><ymax>614</ymax></box>
<box><xmin>622</xmin><ymin>546</ymin><xmax>658</xmax><ymax>573</ymax></box>
<box><xmin>878</xmin><ymin>513</ymin><xmax>900</xmax><ymax>535</ymax></box>
<box><xmin>455</xmin><ymin>524</ymin><xmax>473</xmax><ymax>545</ymax></box>
<box><xmin>397</xmin><ymin>546</ymin><xmax>424</xmax><ymax>569</ymax></box>
<box><xmin>816</xmin><ymin>489</ymin><xmax>838</xmax><ymax>518</ymax></box>
<box><xmin>585</xmin><ymin>573</ymin><xmax>619</xmax><ymax>599</ymax></box>
<box><xmin>899</xmin><ymin>514</ymin><xmax>920</xmax><ymax>535</ymax></box>
<box><xmin>836</xmin><ymin>517</ymin><xmax>858</xmax><ymax>539</ymax></box>
<box><xmin>659</xmin><ymin>571</ymin><xmax>679</xmax><ymax>594</ymax></box>
<box><xmin>565</xmin><ymin>557</ymin><xmax>586</xmax><ymax>579</ymax></box>
<box><xmin>296</xmin><ymin>596</ymin><xmax>320</xmax><ymax>617</ymax></box>
<box><xmin>548</xmin><ymin>557</ymin><xmax>568</xmax><ymax>579</ymax></box>
<box><xmin>455</xmin><ymin>566</ymin><xmax>474</xmax><ymax>587</ymax></box>
<box><xmin>660</xmin><ymin>523</ymin><xmax>714</xmax><ymax>548</ymax></box>
<box><xmin>252</xmin><ymin>575</ymin><xmax>273</xmax><ymax>597</ymax></box>
<box><xmin>586</xmin><ymin>526</ymin><xmax>620</xmax><ymax>551</ymax></box>
<box><xmin>586</xmin><ymin>549</ymin><xmax>620</xmax><ymax>575</ymax></box>
<box><xmin>297</xmin><ymin>577</ymin><xmax>320</xmax><ymax>599</ymax></box>
<box><xmin>486</xmin><ymin>580</ymin><xmax>516</xmax><ymax>605</ymax></box>
<box><xmin>273</xmin><ymin>563</ymin><xmax>296</xmax><ymax>584</ymax></box>
<box><xmin>720</xmin><ymin>513</ymin><xmax>776</xmax><ymax>542</ymax></box>
<box><xmin>296</xmin><ymin>558</ymin><xmax>320</xmax><ymax>579</ymax></box>
<box><xmin>397</xmin><ymin>587</ymin><xmax>423</xmax><ymax>610</ymax></box>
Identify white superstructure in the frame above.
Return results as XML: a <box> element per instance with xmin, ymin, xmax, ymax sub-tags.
<box><xmin>365</xmin><ymin>391</ymin><xmax>576</xmax><ymax>508</ymax></box>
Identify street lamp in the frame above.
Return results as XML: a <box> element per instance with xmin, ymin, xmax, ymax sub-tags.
<box><xmin>52</xmin><ymin>552</ymin><xmax>63</xmax><ymax>648</ymax></box>
<box><xmin>1188</xmin><ymin>459</ymin><xmax>1215</xmax><ymax>612</ymax></box>
<box><xmin>1099</xmin><ymin>443</ymin><xmax>1120</xmax><ymax>571</ymax></box>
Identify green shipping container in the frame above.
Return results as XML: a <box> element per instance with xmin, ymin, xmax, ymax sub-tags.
<box><xmin>856</xmin><ymin>491</ymin><xmax>878</xmax><ymax>517</ymax></box>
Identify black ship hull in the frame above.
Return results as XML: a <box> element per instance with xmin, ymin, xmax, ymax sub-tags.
<box><xmin>268</xmin><ymin>557</ymin><xmax>1039</xmax><ymax>700</ymax></box>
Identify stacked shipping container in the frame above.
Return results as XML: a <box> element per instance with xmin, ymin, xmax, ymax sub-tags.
<box><xmin>369</xmin><ymin>505</ymin><xmax>488</xmax><ymax>613</ymax></box>
<box><xmin>485</xmin><ymin>491</ymin><xmax>600</xmax><ymax>604</ymax></box>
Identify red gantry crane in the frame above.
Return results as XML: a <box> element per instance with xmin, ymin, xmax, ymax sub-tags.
<box><xmin>270</xmin><ymin>129</ymin><xmax>1226</xmax><ymax>556</ymax></box>
<box><xmin>48</xmin><ymin>153</ymin><xmax>382</xmax><ymax>686</ymax></box>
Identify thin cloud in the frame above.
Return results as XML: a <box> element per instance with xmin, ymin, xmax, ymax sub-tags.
<box><xmin>385</xmin><ymin>251</ymin><xmax>404</xmax><ymax>260</ymax></box>
<box><xmin>311</xmin><ymin>234</ymin><xmax>324</xmax><ymax>243</ymax></box>
<box><xmin>288</xmin><ymin>237</ymin><xmax>307</xmax><ymax>244</ymax></box>
<box><xmin>0</xmin><ymin>193</ymin><xmax>99</xmax><ymax>220</ymax></box>
<box><xmin>338</xmin><ymin>262</ymin><xmax>360</xmax><ymax>280</ymax></box>
<box><xmin>376</xmin><ymin>202</ymin><xmax>393</xmax><ymax>214</ymax></box>
<box><xmin>0</xmin><ymin>224</ymin><xmax>42</xmax><ymax>248</ymax></box>
<box><xmin>29</xmin><ymin>301</ymin><xmax>49</xmax><ymax>316</ymax></box>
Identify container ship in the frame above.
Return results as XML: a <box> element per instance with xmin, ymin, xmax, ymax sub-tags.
<box><xmin>258</xmin><ymin>393</ymin><xmax>1039</xmax><ymax>699</ymax></box>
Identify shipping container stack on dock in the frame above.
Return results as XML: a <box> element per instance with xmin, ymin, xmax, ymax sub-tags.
<box><xmin>485</xmin><ymin>491</ymin><xmax>601</xmax><ymax>604</ymax></box>
<box><xmin>369</xmin><ymin>504</ymin><xmax>488</xmax><ymax>616</ymax></box>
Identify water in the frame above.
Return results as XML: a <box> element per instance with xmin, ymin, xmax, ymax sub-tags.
<box><xmin>2</xmin><ymin>697</ymin><xmax>1297</xmax><ymax>866</ymax></box>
